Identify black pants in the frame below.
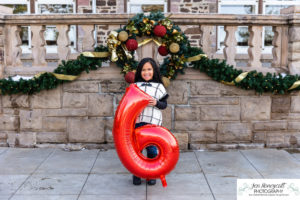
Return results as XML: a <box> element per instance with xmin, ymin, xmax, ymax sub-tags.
<box><xmin>135</xmin><ymin>122</ymin><xmax>158</xmax><ymax>158</ymax></box>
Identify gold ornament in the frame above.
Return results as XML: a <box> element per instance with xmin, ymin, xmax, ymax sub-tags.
<box><xmin>150</xmin><ymin>20</ymin><xmax>155</xmax><ymax>25</ymax></box>
<box><xmin>143</xmin><ymin>18</ymin><xmax>149</xmax><ymax>24</ymax></box>
<box><xmin>174</xmin><ymin>34</ymin><xmax>184</xmax><ymax>42</ymax></box>
<box><xmin>161</xmin><ymin>18</ymin><xmax>173</xmax><ymax>30</ymax></box>
<box><xmin>162</xmin><ymin>76</ymin><xmax>170</xmax><ymax>88</ymax></box>
<box><xmin>141</xmin><ymin>23</ymin><xmax>152</xmax><ymax>34</ymax></box>
<box><xmin>126</xmin><ymin>22</ymin><xmax>139</xmax><ymax>34</ymax></box>
<box><xmin>172</xmin><ymin>29</ymin><xmax>178</xmax><ymax>35</ymax></box>
<box><xmin>169</xmin><ymin>43</ymin><xmax>180</xmax><ymax>53</ymax></box>
<box><xmin>118</xmin><ymin>31</ymin><xmax>128</xmax><ymax>42</ymax></box>
<box><xmin>122</xmin><ymin>63</ymin><xmax>131</xmax><ymax>73</ymax></box>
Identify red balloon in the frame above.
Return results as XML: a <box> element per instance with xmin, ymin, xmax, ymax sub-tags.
<box><xmin>113</xmin><ymin>84</ymin><xmax>179</xmax><ymax>187</ymax></box>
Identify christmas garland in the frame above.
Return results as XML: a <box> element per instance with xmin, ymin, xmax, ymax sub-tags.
<box><xmin>0</xmin><ymin>46</ymin><xmax>108</xmax><ymax>95</ymax></box>
<box><xmin>0</xmin><ymin>11</ymin><xmax>300</xmax><ymax>95</ymax></box>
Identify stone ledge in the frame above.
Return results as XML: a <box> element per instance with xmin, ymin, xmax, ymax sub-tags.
<box><xmin>190</xmin><ymin>143</ymin><xmax>265</xmax><ymax>150</ymax></box>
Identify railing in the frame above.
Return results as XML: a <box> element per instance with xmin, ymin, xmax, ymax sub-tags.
<box><xmin>1</xmin><ymin>6</ymin><xmax>300</xmax><ymax>78</ymax></box>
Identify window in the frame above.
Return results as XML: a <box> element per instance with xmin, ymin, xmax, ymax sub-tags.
<box><xmin>218</xmin><ymin>0</ymin><xmax>258</xmax><ymax>54</ymax></box>
<box><xmin>0</xmin><ymin>0</ymin><xmax>31</xmax><ymax>51</ymax></box>
<box><xmin>218</xmin><ymin>0</ymin><xmax>300</xmax><ymax>54</ymax></box>
<box><xmin>127</xmin><ymin>0</ymin><xmax>167</xmax><ymax>13</ymax></box>
<box><xmin>263</xmin><ymin>0</ymin><xmax>300</xmax><ymax>51</ymax></box>
<box><xmin>35</xmin><ymin>0</ymin><xmax>76</xmax><ymax>53</ymax></box>
<box><xmin>0</xmin><ymin>0</ymin><xmax>30</xmax><ymax>14</ymax></box>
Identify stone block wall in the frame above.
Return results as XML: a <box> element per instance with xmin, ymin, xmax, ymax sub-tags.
<box><xmin>78</xmin><ymin>0</ymin><xmax>120</xmax><ymax>13</ymax></box>
<box><xmin>78</xmin><ymin>0</ymin><xmax>93</xmax><ymax>14</ymax></box>
<box><xmin>0</xmin><ymin>64</ymin><xmax>299</xmax><ymax>150</ymax></box>
<box><xmin>170</xmin><ymin>0</ymin><xmax>217</xmax><ymax>13</ymax></box>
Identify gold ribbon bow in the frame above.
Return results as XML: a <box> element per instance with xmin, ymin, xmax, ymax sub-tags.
<box><xmin>107</xmin><ymin>31</ymin><xmax>121</xmax><ymax>62</ymax></box>
<box><xmin>288</xmin><ymin>80</ymin><xmax>300</xmax><ymax>90</ymax></box>
<box><xmin>82</xmin><ymin>52</ymin><xmax>109</xmax><ymax>58</ymax></box>
<box><xmin>34</xmin><ymin>72</ymin><xmax>78</xmax><ymax>81</ymax></box>
<box><xmin>221</xmin><ymin>72</ymin><xmax>249</xmax><ymax>86</ymax></box>
<box><xmin>187</xmin><ymin>54</ymin><xmax>207</xmax><ymax>62</ymax></box>
<box><xmin>138</xmin><ymin>38</ymin><xmax>161</xmax><ymax>47</ymax></box>
<box><xmin>121</xmin><ymin>44</ymin><xmax>133</xmax><ymax>60</ymax></box>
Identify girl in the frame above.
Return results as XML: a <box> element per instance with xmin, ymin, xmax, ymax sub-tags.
<box><xmin>133</xmin><ymin>57</ymin><xmax>169</xmax><ymax>186</ymax></box>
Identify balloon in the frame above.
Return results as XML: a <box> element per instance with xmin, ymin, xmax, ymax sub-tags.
<box><xmin>113</xmin><ymin>84</ymin><xmax>179</xmax><ymax>187</ymax></box>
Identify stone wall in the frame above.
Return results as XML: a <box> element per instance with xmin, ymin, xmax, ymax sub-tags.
<box><xmin>78</xmin><ymin>0</ymin><xmax>92</xmax><ymax>13</ymax></box>
<box><xmin>78</xmin><ymin>0</ymin><xmax>120</xmax><ymax>13</ymax></box>
<box><xmin>171</xmin><ymin>0</ymin><xmax>217</xmax><ymax>13</ymax></box>
<box><xmin>0</xmin><ymin>64</ymin><xmax>299</xmax><ymax>150</ymax></box>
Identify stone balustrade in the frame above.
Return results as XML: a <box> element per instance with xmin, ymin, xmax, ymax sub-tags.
<box><xmin>1</xmin><ymin>7</ymin><xmax>300</xmax><ymax>149</ymax></box>
<box><xmin>0</xmin><ymin>8</ymin><xmax>300</xmax><ymax>77</ymax></box>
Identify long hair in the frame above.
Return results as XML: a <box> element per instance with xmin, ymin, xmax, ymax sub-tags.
<box><xmin>134</xmin><ymin>58</ymin><xmax>162</xmax><ymax>83</ymax></box>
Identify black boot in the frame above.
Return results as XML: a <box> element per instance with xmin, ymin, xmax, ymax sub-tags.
<box><xmin>133</xmin><ymin>175</ymin><xmax>141</xmax><ymax>185</ymax></box>
<box><xmin>147</xmin><ymin>179</ymin><xmax>156</xmax><ymax>185</ymax></box>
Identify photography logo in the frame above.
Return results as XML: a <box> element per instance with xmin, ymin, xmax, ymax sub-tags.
<box><xmin>237</xmin><ymin>179</ymin><xmax>300</xmax><ymax>200</ymax></box>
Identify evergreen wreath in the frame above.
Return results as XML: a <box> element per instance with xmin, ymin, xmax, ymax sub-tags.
<box><xmin>0</xmin><ymin>11</ymin><xmax>300</xmax><ymax>95</ymax></box>
<box><xmin>110</xmin><ymin>12</ymin><xmax>193</xmax><ymax>80</ymax></box>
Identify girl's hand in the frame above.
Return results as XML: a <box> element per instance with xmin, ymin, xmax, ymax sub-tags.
<box><xmin>149</xmin><ymin>98</ymin><xmax>157</xmax><ymax>106</ymax></box>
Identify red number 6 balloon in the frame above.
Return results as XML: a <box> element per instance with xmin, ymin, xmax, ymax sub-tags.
<box><xmin>113</xmin><ymin>84</ymin><xmax>179</xmax><ymax>187</ymax></box>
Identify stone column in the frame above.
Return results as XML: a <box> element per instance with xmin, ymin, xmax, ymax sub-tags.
<box><xmin>0</xmin><ymin>25</ymin><xmax>4</xmax><ymax>78</ymax></box>
<box><xmin>0</xmin><ymin>6</ymin><xmax>13</xmax><ymax>78</ymax></box>
<box><xmin>281</xmin><ymin>6</ymin><xmax>300</xmax><ymax>75</ymax></box>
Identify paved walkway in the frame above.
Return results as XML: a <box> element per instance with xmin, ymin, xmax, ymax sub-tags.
<box><xmin>0</xmin><ymin>147</ymin><xmax>299</xmax><ymax>200</ymax></box>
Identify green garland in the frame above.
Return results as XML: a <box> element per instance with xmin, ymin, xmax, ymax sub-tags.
<box><xmin>0</xmin><ymin>46</ymin><xmax>108</xmax><ymax>95</ymax></box>
<box><xmin>0</xmin><ymin>12</ymin><xmax>300</xmax><ymax>95</ymax></box>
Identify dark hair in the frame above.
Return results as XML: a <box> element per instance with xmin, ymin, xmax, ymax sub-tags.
<box><xmin>134</xmin><ymin>58</ymin><xmax>162</xmax><ymax>83</ymax></box>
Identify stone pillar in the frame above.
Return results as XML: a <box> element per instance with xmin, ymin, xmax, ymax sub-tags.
<box><xmin>0</xmin><ymin>25</ymin><xmax>4</xmax><ymax>78</ymax></box>
<box><xmin>1</xmin><ymin>6</ymin><xmax>13</xmax><ymax>74</ymax></box>
<box><xmin>281</xmin><ymin>6</ymin><xmax>300</xmax><ymax>75</ymax></box>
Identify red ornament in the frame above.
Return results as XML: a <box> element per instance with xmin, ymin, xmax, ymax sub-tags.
<box><xmin>113</xmin><ymin>84</ymin><xmax>179</xmax><ymax>188</ymax></box>
<box><xmin>126</xmin><ymin>39</ymin><xmax>138</xmax><ymax>51</ymax></box>
<box><xmin>158</xmin><ymin>45</ymin><xmax>168</xmax><ymax>56</ymax></box>
<box><xmin>154</xmin><ymin>25</ymin><xmax>167</xmax><ymax>37</ymax></box>
<box><xmin>125</xmin><ymin>71</ymin><xmax>135</xmax><ymax>83</ymax></box>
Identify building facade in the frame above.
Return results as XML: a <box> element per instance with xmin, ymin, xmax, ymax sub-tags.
<box><xmin>1</xmin><ymin>1</ymin><xmax>300</xmax><ymax>149</ymax></box>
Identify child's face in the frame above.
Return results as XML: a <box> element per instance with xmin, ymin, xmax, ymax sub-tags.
<box><xmin>141</xmin><ymin>62</ymin><xmax>154</xmax><ymax>81</ymax></box>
